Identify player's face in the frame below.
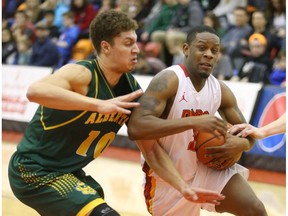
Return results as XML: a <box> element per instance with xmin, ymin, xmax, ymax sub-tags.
<box><xmin>109</xmin><ymin>30</ymin><xmax>140</xmax><ymax>73</ymax></box>
<box><xmin>184</xmin><ymin>32</ymin><xmax>220</xmax><ymax>78</ymax></box>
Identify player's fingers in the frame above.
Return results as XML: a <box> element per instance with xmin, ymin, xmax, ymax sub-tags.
<box><xmin>227</xmin><ymin>124</ymin><xmax>243</xmax><ymax>135</ymax></box>
<box><xmin>115</xmin><ymin>107</ymin><xmax>132</xmax><ymax>115</ymax></box>
<box><xmin>204</xmin><ymin>200</ymin><xmax>221</xmax><ymax>205</ymax></box>
<box><xmin>239</xmin><ymin>128</ymin><xmax>253</xmax><ymax>137</ymax></box>
<box><xmin>116</xmin><ymin>89</ymin><xmax>143</xmax><ymax>102</ymax></box>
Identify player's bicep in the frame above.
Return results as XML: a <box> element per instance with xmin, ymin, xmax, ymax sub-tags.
<box><xmin>218</xmin><ymin>81</ymin><xmax>246</xmax><ymax>125</ymax></box>
<box><xmin>138</xmin><ymin>70</ymin><xmax>178</xmax><ymax>117</ymax></box>
<box><xmin>39</xmin><ymin>64</ymin><xmax>91</xmax><ymax>93</ymax></box>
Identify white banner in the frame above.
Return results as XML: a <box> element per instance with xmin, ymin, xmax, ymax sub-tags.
<box><xmin>2</xmin><ymin>65</ymin><xmax>53</xmax><ymax>122</ymax></box>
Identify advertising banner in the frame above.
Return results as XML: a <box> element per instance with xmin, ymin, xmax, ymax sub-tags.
<box><xmin>2</xmin><ymin>65</ymin><xmax>53</xmax><ymax>122</ymax></box>
<box><xmin>245</xmin><ymin>85</ymin><xmax>286</xmax><ymax>172</ymax></box>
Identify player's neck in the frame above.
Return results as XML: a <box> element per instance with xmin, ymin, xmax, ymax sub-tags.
<box><xmin>96</xmin><ymin>56</ymin><xmax>122</xmax><ymax>88</ymax></box>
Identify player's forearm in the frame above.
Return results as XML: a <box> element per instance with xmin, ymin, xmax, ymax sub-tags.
<box><xmin>259</xmin><ymin>113</ymin><xmax>286</xmax><ymax>138</ymax></box>
<box><xmin>128</xmin><ymin>116</ymin><xmax>191</xmax><ymax>140</ymax></box>
<box><xmin>128</xmin><ymin>117</ymin><xmax>192</xmax><ymax>140</ymax></box>
<box><xmin>27</xmin><ymin>82</ymin><xmax>98</xmax><ymax>111</ymax></box>
<box><xmin>138</xmin><ymin>140</ymin><xmax>188</xmax><ymax>193</ymax></box>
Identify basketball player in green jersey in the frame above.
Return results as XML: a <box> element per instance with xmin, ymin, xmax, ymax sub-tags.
<box><xmin>8</xmin><ymin>10</ymin><xmax>143</xmax><ymax>216</ymax></box>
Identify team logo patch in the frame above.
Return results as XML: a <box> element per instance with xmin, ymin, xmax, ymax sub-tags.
<box><xmin>76</xmin><ymin>182</ymin><xmax>97</xmax><ymax>195</ymax></box>
<box><xmin>179</xmin><ymin>92</ymin><xmax>188</xmax><ymax>102</ymax></box>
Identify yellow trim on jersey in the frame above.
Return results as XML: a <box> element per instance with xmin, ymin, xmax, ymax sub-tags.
<box><xmin>76</xmin><ymin>198</ymin><xmax>105</xmax><ymax>216</ymax></box>
<box><xmin>148</xmin><ymin>171</ymin><xmax>156</xmax><ymax>214</ymax></box>
<box><xmin>40</xmin><ymin>107</ymin><xmax>88</xmax><ymax>130</ymax></box>
<box><xmin>40</xmin><ymin>60</ymin><xmax>100</xmax><ymax>130</ymax></box>
<box><xmin>94</xmin><ymin>59</ymin><xmax>114</xmax><ymax>97</ymax></box>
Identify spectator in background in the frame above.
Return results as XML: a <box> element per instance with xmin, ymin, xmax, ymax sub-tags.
<box><xmin>17</xmin><ymin>0</ymin><xmax>44</xmax><ymax>24</ymax></box>
<box><xmin>2</xmin><ymin>0</ymin><xmax>25</xmax><ymax>18</ymax></box>
<box><xmin>2</xmin><ymin>27</ymin><xmax>17</xmax><ymax>64</ymax></box>
<box><xmin>221</xmin><ymin>7</ymin><xmax>252</xmax><ymax>56</ymax></box>
<box><xmin>40</xmin><ymin>10</ymin><xmax>60</xmax><ymax>42</ymax></box>
<box><xmin>97</xmin><ymin>0</ymin><xmax>117</xmax><ymax>14</ymax></box>
<box><xmin>213</xmin><ymin>0</ymin><xmax>247</xmax><ymax>29</ymax></box>
<box><xmin>125</xmin><ymin>0</ymin><xmax>152</xmax><ymax>41</ymax></box>
<box><xmin>266</xmin><ymin>0</ymin><xmax>286</xmax><ymax>56</ymax></box>
<box><xmin>141</xmin><ymin>0</ymin><xmax>164</xmax><ymax>30</ymax></box>
<box><xmin>233</xmin><ymin>33</ymin><xmax>272</xmax><ymax>84</ymax></box>
<box><xmin>11</xmin><ymin>38</ymin><xmax>32</xmax><ymax>65</ymax></box>
<box><xmin>140</xmin><ymin>0</ymin><xmax>179</xmax><ymax>66</ymax></box>
<box><xmin>70</xmin><ymin>0</ymin><xmax>97</xmax><ymax>39</ymax></box>
<box><xmin>10</xmin><ymin>10</ymin><xmax>36</xmax><ymax>43</ymax></box>
<box><xmin>266</xmin><ymin>0</ymin><xmax>286</xmax><ymax>37</ymax></box>
<box><xmin>166</xmin><ymin>0</ymin><xmax>204</xmax><ymax>65</ymax></box>
<box><xmin>246</xmin><ymin>0</ymin><xmax>268</xmax><ymax>14</ymax></box>
<box><xmin>203</xmin><ymin>11</ymin><xmax>226</xmax><ymax>39</ymax></box>
<box><xmin>199</xmin><ymin>0</ymin><xmax>220</xmax><ymax>12</ymax></box>
<box><xmin>234</xmin><ymin>10</ymin><xmax>281</xmax><ymax>63</ymax></box>
<box><xmin>56</xmin><ymin>11</ymin><xmax>80</xmax><ymax>67</ymax></box>
<box><xmin>40</xmin><ymin>0</ymin><xmax>69</xmax><ymax>32</ymax></box>
<box><xmin>270</xmin><ymin>50</ymin><xmax>286</xmax><ymax>86</ymax></box>
<box><xmin>29</xmin><ymin>24</ymin><xmax>59</xmax><ymax>67</ymax></box>
<box><xmin>212</xmin><ymin>45</ymin><xmax>234</xmax><ymax>80</ymax></box>
<box><xmin>140</xmin><ymin>0</ymin><xmax>178</xmax><ymax>43</ymax></box>
<box><xmin>221</xmin><ymin>7</ymin><xmax>252</xmax><ymax>72</ymax></box>
<box><xmin>250</xmin><ymin>10</ymin><xmax>280</xmax><ymax>59</ymax></box>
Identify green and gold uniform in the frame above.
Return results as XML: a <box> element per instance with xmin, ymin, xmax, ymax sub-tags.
<box><xmin>8</xmin><ymin>59</ymin><xmax>141</xmax><ymax>216</ymax></box>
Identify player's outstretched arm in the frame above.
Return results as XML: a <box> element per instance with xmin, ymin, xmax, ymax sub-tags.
<box><xmin>228</xmin><ymin>113</ymin><xmax>286</xmax><ymax>139</ymax></box>
<box><xmin>136</xmin><ymin>140</ymin><xmax>225</xmax><ymax>204</ymax></box>
<box><xmin>26</xmin><ymin>64</ymin><xmax>142</xmax><ymax>114</ymax></box>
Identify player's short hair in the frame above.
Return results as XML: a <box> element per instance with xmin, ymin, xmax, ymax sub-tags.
<box><xmin>186</xmin><ymin>25</ymin><xmax>219</xmax><ymax>45</ymax></box>
<box><xmin>89</xmin><ymin>10</ymin><xmax>138</xmax><ymax>55</ymax></box>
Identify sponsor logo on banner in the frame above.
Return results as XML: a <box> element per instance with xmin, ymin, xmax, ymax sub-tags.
<box><xmin>257</xmin><ymin>92</ymin><xmax>286</xmax><ymax>154</ymax></box>
<box><xmin>249</xmin><ymin>86</ymin><xmax>286</xmax><ymax>158</ymax></box>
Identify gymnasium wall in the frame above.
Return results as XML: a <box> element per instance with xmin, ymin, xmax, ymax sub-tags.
<box><xmin>2</xmin><ymin>65</ymin><xmax>286</xmax><ymax>172</ymax></box>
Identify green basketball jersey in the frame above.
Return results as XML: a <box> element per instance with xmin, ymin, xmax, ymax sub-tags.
<box><xmin>17</xmin><ymin>59</ymin><xmax>141</xmax><ymax>172</ymax></box>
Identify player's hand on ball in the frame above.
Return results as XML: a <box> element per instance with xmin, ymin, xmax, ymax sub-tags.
<box><xmin>205</xmin><ymin>133</ymin><xmax>246</xmax><ymax>160</ymax></box>
<box><xmin>190</xmin><ymin>115</ymin><xmax>227</xmax><ymax>137</ymax></box>
<box><xmin>182</xmin><ymin>187</ymin><xmax>225</xmax><ymax>205</ymax></box>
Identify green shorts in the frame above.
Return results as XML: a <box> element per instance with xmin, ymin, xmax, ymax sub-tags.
<box><xmin>8</xmin><ymin>152</ymin><xmax>106</xmax><ymax>216</ymax></box>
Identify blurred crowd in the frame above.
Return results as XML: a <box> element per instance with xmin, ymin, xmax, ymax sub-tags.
<box><xmin>2</xmin><ymin>0</ymin><xmax>286</xmax><ymax>86</ymax></box>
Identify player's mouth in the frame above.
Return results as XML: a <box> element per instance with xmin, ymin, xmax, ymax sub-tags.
<box><xmin>131</xmin><ymin>57</ymin><xmax>138</xmax><ymax>64</ymax></box>
<box><xmin>199</xmin><ymin>62</ymin><xmax>212</xmax><ymax>70</ymax></box>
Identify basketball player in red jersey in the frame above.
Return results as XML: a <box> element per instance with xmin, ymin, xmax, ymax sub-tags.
<box><xmin>128</xmin><ymin>25</ymin><xmax>267</xmax><ymax>215</ymax></box>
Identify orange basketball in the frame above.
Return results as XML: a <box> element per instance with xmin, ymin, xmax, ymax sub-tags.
<box><xmin>195</xmin><ymin>131</ymin><xmax>241</xmax><ymax>170</ymax></box>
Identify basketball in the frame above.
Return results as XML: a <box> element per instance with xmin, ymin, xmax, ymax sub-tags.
<box><xmin>195</xmin><ymin>131</ymin><xmax>241</xmax><ymax>170</ymax></box>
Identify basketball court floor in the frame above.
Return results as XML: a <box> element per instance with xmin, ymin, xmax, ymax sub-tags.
<box><xmin>2</xmin><ymin>132</ymin><xmax>286</xmax><ymax>216</ymax></box>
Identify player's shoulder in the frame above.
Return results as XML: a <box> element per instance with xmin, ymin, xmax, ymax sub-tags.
<box><xmin>152</xmin><ymin>66</ymin><xmax>179</xmax><ymax>84</ymax></box>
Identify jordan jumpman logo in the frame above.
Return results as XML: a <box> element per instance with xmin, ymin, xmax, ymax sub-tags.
<box><xmin>179</xmin><ymin>92</ymin><xmax>188</xmax><ymax>102</ymax></box>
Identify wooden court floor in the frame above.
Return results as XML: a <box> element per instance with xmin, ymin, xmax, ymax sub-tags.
<box><xmin>2</xmin><ymin>131</ymin><xmax>286</xmax><ymax>216</ymax></box>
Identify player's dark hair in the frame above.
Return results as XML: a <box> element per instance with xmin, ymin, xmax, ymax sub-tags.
<box><xmin>186</xmin><ymin>25</ymin><xmax>219</xmax><ymax>45</ymax></box>
<box><xmin>89</xmin><ymin>10</ymin><xmax>138</xmax><ymax>55</ymax></box>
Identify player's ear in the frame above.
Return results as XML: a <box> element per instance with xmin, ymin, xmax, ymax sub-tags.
<box><xmin>183</xmin><ymin>43</ymin><xmax>189</xmax><ymax>57</ymax></box>
<box><xmin>101</xmin><ymin>41</ymin><xmax>110</xmax><ymax>54</ymax></box>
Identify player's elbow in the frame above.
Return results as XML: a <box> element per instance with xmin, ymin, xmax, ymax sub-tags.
<box><xmin>26</xmin><ymin>82</ymin><xmax>41</xmax><ymax>102</ymax></box>
<box><xmin>127</xmin><ymin>126</ymin><xmax>140</xmax><ymax>140</ymax></box>
<box><xmin>127</xmin><ymin>121</ymin><xmax>146</xmax><ymax>140</ymax></box>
